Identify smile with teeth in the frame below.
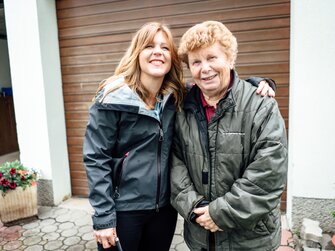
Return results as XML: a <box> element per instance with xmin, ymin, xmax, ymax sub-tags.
<box><xmin>150</xmin><ymin>60</ymin><xmax>164</xmax><ymax>66</ymax></box>
<box><xmin>202</xmin><ymin>74</ymin><xmax>217</xmax><ymax>81</ymax></box>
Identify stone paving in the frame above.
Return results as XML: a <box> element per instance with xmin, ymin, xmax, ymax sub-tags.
<box><xmin>0</xmin><ymin>198</ymin><xmax>334</xmax><ymax>250</ymax></box>
<box><xmin>0</xmin><ymin>202</ymin><xmax>188</xmax><ymax>251</ymax></box>
<box><xmin>0</xmin><ymin>206</ymin><xmax>97</xmax><ymax>251</ymax></box>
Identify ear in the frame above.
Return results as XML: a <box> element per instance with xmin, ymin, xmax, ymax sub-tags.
<box><xmin>228</xmin><ymin>58</ymin><xmax>234</xmax><ymax>69</ymax></box>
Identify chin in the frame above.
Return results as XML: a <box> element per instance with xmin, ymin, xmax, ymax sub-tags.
<box><xmin>203</xmin><ymin>84</ymin><xmax>220</xmax><ymax>91</ymax></box>
<box><xmin>152</xmin><ymin>71</ymin><xmax>169</xmax><ymax>77</ymax></box>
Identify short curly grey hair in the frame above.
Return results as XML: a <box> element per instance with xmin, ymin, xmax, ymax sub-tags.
<box><xmin>178</xmin><ymin>21</ymin><xmax>238</xmax><ymax>67</ymax></box>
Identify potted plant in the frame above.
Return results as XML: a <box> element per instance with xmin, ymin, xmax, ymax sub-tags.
<box><xmin>0</xmin><ymin>160</ymin><xmax>38</xmax><ymax>223</ymax></box>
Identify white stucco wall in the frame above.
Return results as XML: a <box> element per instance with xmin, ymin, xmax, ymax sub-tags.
<box><xmin>4</xmin><ymin>0</ymin><xmax>71</xmax><ymax>205</ymax></box>
<box><xmin>0</xmin><ymin>39</ymin><xmax>11</xmax><ymax>88</ymax></box>
<box><xmin>288</xmin><ymin>0</ymin><xmax>335</xmax><ymax>222</ymax></box>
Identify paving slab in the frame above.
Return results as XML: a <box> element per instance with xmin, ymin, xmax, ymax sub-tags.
<box><xmin>0</xmin><ymin>198</ymin><xmax>310</xmax><ymax>251</ymax></box>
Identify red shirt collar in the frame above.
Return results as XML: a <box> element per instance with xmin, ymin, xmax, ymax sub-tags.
<box><xmin>200</xmin><ymin>91</ymin><xmax>211</xmax><ymax>108</ymax></box>
<box><xmin>200</xmin><ymin>92</ymin><xmax>215</xmax><ymax>122</ymax></box>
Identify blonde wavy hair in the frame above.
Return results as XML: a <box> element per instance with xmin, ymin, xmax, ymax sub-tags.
<box><xmin>96</xmin><ymin>22</ymin><xmax>185</xmax><ymax>110</ymax></box>
<box><xmin>178</xmin><ymin>21</ymin><xmax>238</xmax><ymax>67</ymax></box>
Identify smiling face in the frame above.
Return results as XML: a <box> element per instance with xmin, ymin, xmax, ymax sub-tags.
<box><xmin>139</xmin><ymin>31</ymin><xmax>172</xmax><ymax>85</ymax></box>
<box><xmin>188</xmin><ymin>42</ymin><xmax>233</xmax><ymax>98</ymax></box>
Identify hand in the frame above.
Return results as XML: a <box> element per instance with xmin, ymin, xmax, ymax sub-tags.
<box><xmin>256</xmin><ymin>80</ymin><xmax>275</xmax><ymax>97</ymax></box>
<box><xmin>94</xmin><ymin>228</ymin><xmax>117</xmax><ymax>249</ymax></box>
<box><xmin>193</xmin><ymin>206</ymin><xmax>223</xmax><ymax>232</ymax></box>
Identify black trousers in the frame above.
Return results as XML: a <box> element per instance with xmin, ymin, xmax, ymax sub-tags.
<box><xmin>200</xmin><ymin>232</ymin><xmax>215</xmax><ymax>251</ymax></box>
<box><xmin>97</xmin><ymin>204</ymin><xmax>177</xmax><ymax>251</ymax></box>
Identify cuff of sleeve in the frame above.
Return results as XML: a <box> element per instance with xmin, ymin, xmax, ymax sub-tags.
<box><xmin>209</xmin><ymin>199</ymin><xmax>237</xmax><ymax>230</ymax></box>
<box><xmin>245</xmin><ymin>76</ymin><xmax>277</xmax><ymax>91</ymax></box>
<box><xmin>263</xmin><ymin>77</ymin><xmax>276</xmax><ymax>91</ymax></box>
<box><xmin>92</xmin><ymin>212</ymin><xmax>117</xmax><ymax>230</ymax></box>
<box><xmin>187</xmin><ymin>197</ymin><xmax>207</xmax><ymax>223</ymax></box>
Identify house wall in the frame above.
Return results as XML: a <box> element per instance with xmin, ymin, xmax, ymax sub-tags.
<box><xmin>0</xmin><ymin>39</ymin><xmax>11</xmax><ymax>88</ymax></box>
<box><xmin>56</xmin><ymin>0</ymin><xmax>290</xmax><ymax>203</ymax></box>
<box><xmin>4</xmin><ymin>0</ymin><xmax>335</xmax><ymax>231</ymax></box>
<box><xmin>288</xmin><ymin>0</ymin><xmax>335</xmax><ymax>232</ymax></box>
<box><xmin>4</xmin><ymin>0</ymin><xmax>71</xmax><ymax>206</ymax></box>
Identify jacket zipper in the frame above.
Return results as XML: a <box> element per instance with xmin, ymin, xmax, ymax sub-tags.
<box><xmin>207</xmin><ymin>142</ymin><xmax>212</xmax><ymax>251</ymax></box>
<box><xmin>193</xmin><ymin>109</ymin><xmax>212</xmax><ymax>250</ymax></box>
<box><xmin>193</xmin><ymin>110</ymin><xmax>211</xmax><ymax>198</ymax></box>
<box><xmin>113</xmin><ymin>152</ymin><xmax>129</xmax><ymax>199</ymax></box>
<box><xmin>155</xmin><ymin>126</ymin><xmax>164</xmax><ymax>212</ymax></box>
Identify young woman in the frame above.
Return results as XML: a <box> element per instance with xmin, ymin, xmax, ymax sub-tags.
<box><xmin>83</xmin><ymin>22</ymin><xmax>275</xmax><ymax>251</ymax></box>
<box><xmin>83</xmin><ymin>22</ymin><xmax>184</xmax><ymax>251</ymax></box>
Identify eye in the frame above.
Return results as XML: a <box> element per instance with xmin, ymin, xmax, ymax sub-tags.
<box><xmin>162</xmin><ymin>46</ymin><xmax>170</xmax><ymax>51</ymax></box>
<box><xmin>145</xmin><ymin>44</ymin><xmax>154</xmax><ymax>49</ymax></box>
<box><xmin>192</xmin><ymin>60</ymin><xmax>201</xmax><ymax>66</ymax></box>
<box><xmin>208</xmin><ymin>56</ymin><xmax>216</xmax><ymax>61</ymax></box>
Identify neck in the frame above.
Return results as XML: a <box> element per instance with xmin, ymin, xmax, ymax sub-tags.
<box><xmin>145</xmin><ymin>82</ymin><xmax>161</xmax><ymax>98</ymax></box>
<box><xmin>141</xmin><ymin>76</ymin><xmax>163</xmax><ymax>97</ymax></box>
<box><xmin>202</xmin><ymin>87</ymin><xmax>228</xmax><ymax>108</ymax></box>
<box><xmin>141</xmin><ymin>76</ymin><xmax>163</xmax><ymax>108</ymax></box>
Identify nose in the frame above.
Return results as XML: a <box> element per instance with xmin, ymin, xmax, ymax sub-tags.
<box><xmin>153</xmin><ymin>45</ymin><xmax>162</xmax><ymax>55</ymax></box>
<box><xmin>201</xmin><ymin>61</ymin><xmax>211</xmax><ymax>73</ymax></box>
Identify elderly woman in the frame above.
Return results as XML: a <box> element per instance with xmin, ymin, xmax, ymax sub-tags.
<box><xmin>170</xmin><ymin>21</ymin><xmax>288</xmax><ymax>251</ymax></box>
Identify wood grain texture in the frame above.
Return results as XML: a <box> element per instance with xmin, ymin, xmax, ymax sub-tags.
<box><xmin>57</xmin><ymin>1</ymin><xmax>290</xmax><ymax>209</ymax></box>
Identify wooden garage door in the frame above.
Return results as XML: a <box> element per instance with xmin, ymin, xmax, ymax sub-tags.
<box><xmin>56</xmin><ymin>0</ymin><xmax>290</xmax><ymax>209</ymax></box>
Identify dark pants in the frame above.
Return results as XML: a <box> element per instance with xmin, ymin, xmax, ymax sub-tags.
<box><xmin>200</xmin><ymin>232</ymin><xmax>215</xmax><ymax>251</ymax></box>
<box><xmin>97</xmin><ymin>204</ymin><xmax>177</xmax><ymax>251</ymax></box>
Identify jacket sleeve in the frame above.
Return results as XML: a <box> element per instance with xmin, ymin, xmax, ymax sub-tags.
<box><xmin>245</xmin><ymin>76</ymin><xmax>277</xmax><ymax>91</ymax></box>
<box><xmin>83</xmin><ymin>102</ymin><xmax>118</xmax><ymax>230</ymax></box>
<box><xmin>170</xmin><ymin>114</ymin><xmax>204</xmax><ymax>221</ymax></box>
<box><xmin>209</xmin><ymin>98</ymin><xmax>287</xmax><ymax>230</ymax></box>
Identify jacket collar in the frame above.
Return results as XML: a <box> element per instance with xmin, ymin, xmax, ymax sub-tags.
<box><xmin>97</xmin><ymin>76</ymin><xmax>173</xmax><ymax>121</ymax></box>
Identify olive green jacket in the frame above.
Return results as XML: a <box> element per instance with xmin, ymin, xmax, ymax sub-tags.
<box><xmin>170</xmin><ymin>71</ymin><xmax>288</xmax><ymax>251</ymax></box>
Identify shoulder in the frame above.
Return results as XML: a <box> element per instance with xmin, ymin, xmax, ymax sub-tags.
<box><xmin>234</xmin><ymin>79</ymin><xmax>278</xmax><ymax>113</ymax></box>
<box><xmin>102</xmin><ymin>76</ymin><xmax>126</xmax><ymax>95</ymax></box>
<box><xmin>96</xmin><ymin>77</ymin><xmax>139</xmax><ymax>106</ymax></box>
<box><xmin>236</xmin><ymin>78</ymin><xmax>257</xmax><ymax>95</ymax></box>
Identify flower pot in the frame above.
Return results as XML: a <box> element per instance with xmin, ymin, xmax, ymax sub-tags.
<box><xmin>0</xmin><ymin>185</ymin><xmax>37</xmax><ymax>223</ymax></box>
<box><xmin>332</xmin><ymin>234</ymin><xmax>335</xmax><ymax>245</ymax></box>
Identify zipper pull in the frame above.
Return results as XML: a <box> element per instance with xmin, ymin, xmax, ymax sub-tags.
<box><xmin>113</xmin><ymin>186</ymin><xmax>120</xmax><ymax>199</ymax></box>
<box><xmin>159</xmin><ymin>128</ymin><xmax>164</xmax><ymax>141</ymax></box>
<box><xmin>156</xmin><ymin>204</ymin><xmax>159</xmax><ymax>212</ymax></box>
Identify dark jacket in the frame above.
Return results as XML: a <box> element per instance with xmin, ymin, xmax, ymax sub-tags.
<box><xmin>83</xmin><ymin>77</ymin><xmax>176</xmax><ymax>230</ymax></box>
<box><xmin>170</xmin><ymin>71</ymin><xmax>288</xmax><ymax>250</ymax></box>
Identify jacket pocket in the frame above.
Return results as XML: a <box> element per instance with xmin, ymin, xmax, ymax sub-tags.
<box><xmin>253</xmin><ymin>212</ymin><xmax>277</xmax><ymax>236</ymax></box>
<box><xmin>261</xmin><ymin>213</ymin><xmax>276</xmax><ymax>234</ymax></box>
<box><xmin>217</xmin><ymin>131</ymin><xmax>245</xmax><ymax>154</ymax></box>
<box><xmin>254</xmin><ymin>219</ymin><xmax>271</xmax><ymax>236</ymax></box>
<box><xmin>112</xmin><ymin>135</ymin><xmax>152</xmax><ymax>199</ymax></box>
<box><xmin>184</xmin><ymin>221</ymin><xmax>208</xmax><ymax>250</ymax></box>
<box><xmin>112</xmin><ymin>152</ymin><xmax>129</xmax><ymax>199</ymax></box>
